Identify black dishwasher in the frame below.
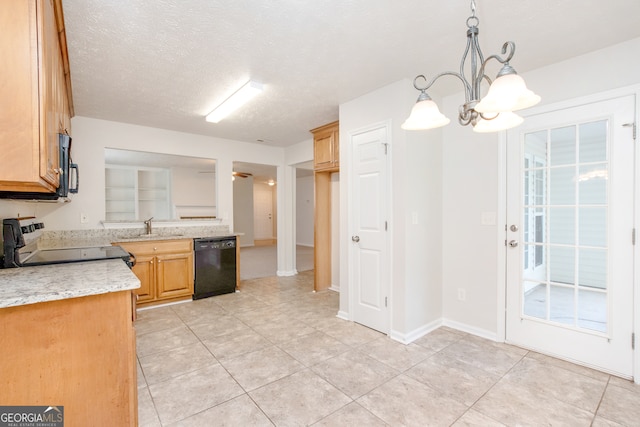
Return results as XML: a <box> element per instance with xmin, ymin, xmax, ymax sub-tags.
<box><xmin>193</xmin><ymin>237</ymin><xmax>237</xmax><ymax>300</ymax></box>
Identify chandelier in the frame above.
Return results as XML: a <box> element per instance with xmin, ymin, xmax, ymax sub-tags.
<box><xmin>402</xmin><ymin>0</ymin><xmax>540</xmax><ymax>133</ymax></box>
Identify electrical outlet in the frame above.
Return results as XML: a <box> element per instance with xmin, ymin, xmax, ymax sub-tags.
<box><xmin>80</xmin><ymin>212</ymin><xmax>88</xmax><ymax>224</ymax></box>
<box><xmin>457</xmin><ymin>288</ymin><xmax>466</xmax><ymax>301</ymax></box>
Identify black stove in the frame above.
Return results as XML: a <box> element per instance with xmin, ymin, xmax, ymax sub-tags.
<box><xmin>2</xmin><ymin>218</ymin><xmax>133</xmax><ymax>268</ymax></box>
<box><xmin>20</xmin><ymin>246</ymin><xmax>131</xmax><ymax>267</ymax></box>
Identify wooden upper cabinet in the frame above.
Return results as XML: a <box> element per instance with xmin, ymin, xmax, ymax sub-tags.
<box><xmin>312</xmin><ymin>121</ymin><xmax>339</xmax><ymax>172</ymax></box>
<box><xmin>0</xmin><ymin>0</ymin><xmax>73</xmax><ymax>193</ymax></box>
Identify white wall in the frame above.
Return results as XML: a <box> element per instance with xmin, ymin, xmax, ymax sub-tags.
<box><xmin>285</xmin><ymin>139</ymin><xmax>313</xmax><ymax>166</ymax></box>
<box><xmin>339</xmin><ymin>79</ymin><xmax>443</xmax><ymax>340</ymax></box>
<box><xmin>0</xmin><ymin>116</ymin><xmax>309</xmax><ymax>270</ymax></box>
<box><xmin>331</xmin><ymin>172</ymin><xmax>340</xmax><ymax>290</ymax></box>
<box><xmin>441</xmin><ymin>37</ymin><xmax>640</xmax><ymax>338</ymax></box>
<box><xmin>296</xmin><ymin>175</ymin><xmax>314</xmax><ymax>246</ymax></box>
<box><xmin>233</xmin><ymin>176</ymin><xmax>254</xmax><ymax>246</ymax></box>
<box><xmin>171</xmin><ymin>167</ymin><xmax>216</xmax><ymax>208</ymax></box>
<box><xmin>0</xmin><ymin>116</ymin><xmax>285</xmax><ymax>232</ymax></box>
<box><xmin>280</xmin><ymin>138</ymin><xmax>314</xmax><ymax>275</ymax></box>
<box><xmin>171</xmin><ymin>167</ymin><xmax>216</xmax><ymax>218</ymax></box>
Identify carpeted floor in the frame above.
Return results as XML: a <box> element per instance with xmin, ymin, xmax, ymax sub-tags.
<box><xmin>239</xmin><ymin>244</ymin><xmax>313</xmax><ymax>280</ymax></box>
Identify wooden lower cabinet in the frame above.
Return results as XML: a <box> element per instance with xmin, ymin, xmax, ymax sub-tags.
<box><xmin>116</xmin><ymin>239</ymin><xmax>194</xmax><ymax>307</ymax></box>
<box><xmin>0</xmin><ymin>291</ymin><xmax>138</xmax><ymax>426</ymax></box>
<box><xmin>130</xmin><ymin>253</ymin><xmax>156</xmax><ymax>303</ymax></box>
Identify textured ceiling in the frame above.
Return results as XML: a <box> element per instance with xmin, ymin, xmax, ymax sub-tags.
<box><xmin>62</xmin><ymin>0</ymin><xmax>640</xmax><ymax>147</ymax></box>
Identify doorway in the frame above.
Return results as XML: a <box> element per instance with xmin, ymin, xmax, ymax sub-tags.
<box><xmin>254</xmin><ymin>182</ymin><xmax>275</xmax><ymax>243</ymax></box>
<box><xmin>295</xmin><ymin>162</ymin><xmax>315</xmax><ymax>273</ymax></box>
<box><xmin>505</xmin><ymin>95</ymin><xmax>635</xmax><ymax>377</ymax></box>
<box><xmin>232</xmin><ymin>161</ymin><xmax>278</xmax><ymax>280</ymax></box>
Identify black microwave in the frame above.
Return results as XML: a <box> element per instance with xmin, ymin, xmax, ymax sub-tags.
<box><xmin>0</xmin><ymin>134</ymin><xmax>79</xmax><ymax>201</ymax></box>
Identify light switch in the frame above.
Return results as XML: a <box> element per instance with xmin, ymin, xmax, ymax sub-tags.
<box><xmin>411</xmin><ymin>212</ymin><xmax>418</xmax><ymax>225</ymax></box>
<box><xmin>481</xmin><ymin>212</ymin><xmax>496</xmax><ymax>226</ymax></box>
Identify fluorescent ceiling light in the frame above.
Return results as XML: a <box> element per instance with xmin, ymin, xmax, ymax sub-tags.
<box><xmin>205</xmin><ymin>80</ymin><xmax>263</xmax><ymax>123</ymax></box>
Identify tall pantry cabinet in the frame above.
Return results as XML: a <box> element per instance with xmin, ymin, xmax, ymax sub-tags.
<box><xmin>0</xmin><ymin>0</ymin><xmax>73</xmax><ymax>193</ymax></box>
<box><xmin>312</xmin><ymin>121</ymin><xmax>339</xmax><ymax>291</ymax></box>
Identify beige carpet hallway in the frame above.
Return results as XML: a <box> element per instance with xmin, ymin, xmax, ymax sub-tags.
<box><xmin>240</xmin><ymin>244</ymin><xmax>313</xmax><ymax>280</ymax></box>
<box><xmin>135</xmin><ymin>271</ymin><xmax>640</xmax><ymax>426</ymax></box>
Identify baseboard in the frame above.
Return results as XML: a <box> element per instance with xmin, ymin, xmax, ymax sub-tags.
<box><xmin>390</xmin><ymin>318</ymin><xmax>442</xmax><ymax>344</ymax></box>
<box><xmin>337</xmin><ymin>310</ymin><xmax>350</xmax><ymax>321</ymax></box>
<box><xmin>329</xmin><ymin>285</ymin><xmax>340</xmax><ymax>293</ymax></box>
<box><xmin>255</xmin><ymin>239</ymin><xmax>276</xmax><ymax>246</ymax></box>
<box><xmin>276</xmin><ymin>269</ymin><xmax>297</xmax><ymax>277</ymax></box>
<box><xmin>136</xmin><ymin>298</ymin><xmax>192</xmax><ymax>311</ymax></box>
<box><xmin>296</xmin><ymin>243</ymin><xmax>314</xmax><ymax>248</ymax></box>
<box><xmin>386</xmin><ymin>318</ymin><xmax>499</xmax><ymax>345</ymax></box>
<box><xmin>441</xmin><ymin>318</ymin><xmax>499</xmax><ymax>342</ymax></box>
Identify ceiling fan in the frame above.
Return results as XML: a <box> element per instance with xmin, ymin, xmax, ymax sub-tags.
<box><xmin>232</xmin><ymin>171</ymin><xmax>253</xmax><ymax>178</ymax></box>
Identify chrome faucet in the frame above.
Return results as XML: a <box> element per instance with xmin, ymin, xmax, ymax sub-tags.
<box><xmin>143</xmin><ymin>217</ymin><xmax>153</xmax><ymax>235</ymax></box>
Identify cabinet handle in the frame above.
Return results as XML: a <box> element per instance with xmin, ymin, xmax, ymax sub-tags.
<box><xmin>158</xmin><ymin>260</ymin><xmax>162</xmax><ymax>263</ymax></box>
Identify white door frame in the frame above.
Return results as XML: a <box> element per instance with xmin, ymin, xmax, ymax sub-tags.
<box><xmin>497</xmin><ymin>84</ymin><xmax>640</xmax><ymax>382</ymax></box>
<box><xmin>347</xmin><ymin>120</ymin><xmax>392</xmax><ymax>332</ymax></box>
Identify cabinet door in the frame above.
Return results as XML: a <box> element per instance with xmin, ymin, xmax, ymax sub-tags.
<box><xmin>331</xmin><ymin>128</ymin><xmax>339</xmax><ymax>169</ymax></box>
<box><xmin>130</xmin><ymin>254</ymin><xmax>155</xmax><ymax>303</ymax></box>
<box><xmin>312</xmin><ymin>121</ymin><xmax>339</xmax><ymax>171</ymax></box>
<box><xmin>0</xmin><ymin>292</ymin><xmax>137</xmax><ymax>425</ymax></box>
<box><xmin>313</xmin><ymin>133</ymin><xmax>333</xmax><ymax>169</ymax></box>
<box><xmin>156</xmin><ymin>252</ymin><xmax>194</xmax><ymax>299</ymax></box>
<box><xmin>0</xmin><ymin>0</ymin><xmax>70</xmax><ymax>193</ymax></box>
<box><xmin>314</xmin><ymin>132</ymin><xmax>335</xmax><ymax>171</ymax></box>
<box><xmin>0</xmin><ymin>1</ymin><xmax>51</xmax><ymax>191</ymax></box>
<box><xmin>40</xmin><ymin>0</ymin><xmax>61</xmax><ymax>188</ymax></box>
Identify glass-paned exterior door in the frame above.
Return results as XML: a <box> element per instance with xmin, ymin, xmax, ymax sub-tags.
<box><xmin>522</xmin><ymin>121</ymin><xmax>609</xmax><ymax>332</ymax></box>
<box><xmin>506</xmin><ymin>95</ymin><xmax>634</xmax><ymax>378</ymax></box>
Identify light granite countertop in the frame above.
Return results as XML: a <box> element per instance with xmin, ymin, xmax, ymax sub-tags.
<box><xmin>0</xmin><ymin>225</ymin><xmax>234</xmax><ymax>310</ymax></box>
<box><xmin>0</xmin><ymin>259</ymin><xmax>140</xmax><ymax>309</ymax></box>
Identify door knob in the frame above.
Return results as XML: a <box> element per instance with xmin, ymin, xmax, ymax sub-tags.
<box><xmin>509</xmin><ymin>240</ymin><xmax>519</xmax><ymax>247</ymax></box>
<box><xmin>352</xmin><ymin>235</ymin><xmax>360</xmax><ymax>242</ymax></box>
<box><xmin>510</xmin><ymin>224</ymin><xmax>519</xmax><ymax>232</ymax></box>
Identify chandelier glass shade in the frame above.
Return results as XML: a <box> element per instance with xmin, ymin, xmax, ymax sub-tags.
<box><xmin>475</xmin><ymin>72</ymin><xmax>540</xmax><ymax>113</ymax></box>
<box><xmin>472</xmin><ymin>111</ymin><xmax>524</xmax><ymax>133</ymax></box>
<box><xmin>400</xmin><ymin>92</ymin><xmax>450</xmax><ymax>130</ymax></box>
<box><xmin>402</xmin><ymin>0</ymin><xmax>540</xmax><ymax>133</ymax></box>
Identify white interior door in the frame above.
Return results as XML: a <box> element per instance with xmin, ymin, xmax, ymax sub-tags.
<box><xmin>254</xmin><ymin>184</ymin><xmax>274</xmax><ymax>239</ymax></box>
<box><xmin>506</xmin><ymin>95</ymin><xmax>635</xmax><ymax>377</ymax></box>
<box><xmin>350</xmin><ymin>124</ymin><xmax>390</xmax><ymax>333</ymax></box>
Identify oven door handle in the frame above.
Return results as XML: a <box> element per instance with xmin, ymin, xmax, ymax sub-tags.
<box><xmin>127</xmin><ymin>252</ymin><xmax>136</xmax><ymax>268</ymax></box>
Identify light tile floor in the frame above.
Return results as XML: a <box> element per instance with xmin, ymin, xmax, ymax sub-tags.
<box><xmin>136</xmin><ymin>271</ymin><xmax>640</xmax><ymax>426</ymax></box>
